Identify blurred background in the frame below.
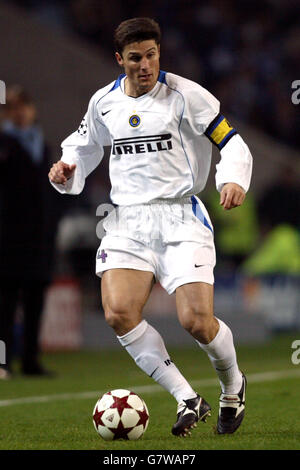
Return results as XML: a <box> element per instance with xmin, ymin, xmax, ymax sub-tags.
<box><xmin>0</xmin><ymin>0</ymin><xmax>299</xmax><ymax>363</ymax></box>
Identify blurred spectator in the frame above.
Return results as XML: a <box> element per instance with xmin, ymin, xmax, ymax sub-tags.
<box><xmin>204</xmin><ymin>189</ymin><xmax>259</xmax><ymax>271</ymax></box>
<box><xmin>242</xmin><ymin>163</ymin><xmax>300</xmax><ymax>276</ymax></box>
<box><xmin>241</xmin><ymin>224</ymin><xmax>300</xmax><ymax>276</ymax></box>
<box><xmin>257</xmin><ymin>163</ymin><xmax>300</xmax><ymax>235</ymax></box>
<box><xmin>0</xmin><ymin>86</ymin><xmax>62</xmax><ymax>378</ymax></box>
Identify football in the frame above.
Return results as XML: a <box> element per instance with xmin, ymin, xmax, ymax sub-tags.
<box><xmin>93</xmin><ymin>389</ymin><xmax>149</xmax><ymax>440</ymax></box>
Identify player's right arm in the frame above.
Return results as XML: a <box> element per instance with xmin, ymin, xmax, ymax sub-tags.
<box><xmin>49</xmin><ymin>89</ymin><xmax>111</xmax><ymax>195</ymax></box>
<box><xmin>48</xmin><ymin>160</ymin><xmax>77</xmax><ymax>185</ymax></box>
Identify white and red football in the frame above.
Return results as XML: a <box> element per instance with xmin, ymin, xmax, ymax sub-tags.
<box><xmin>93</xmin><ymin>389</ymin><xmax>149</xmax><ymax>441</ymax></box>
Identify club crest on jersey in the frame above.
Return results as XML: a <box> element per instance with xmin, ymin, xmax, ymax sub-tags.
<box><xmin>129</xmin><ymin>115</ymin><xmax>141</xmax><ymax>127</ymax></box>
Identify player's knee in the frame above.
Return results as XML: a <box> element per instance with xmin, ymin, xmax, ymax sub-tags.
<box><xmin>104</xmin><ymin>312</ymin><xmax>122</xmax><ymax>332</ymax></box>
<box><xmin>104</xmin><ymin>306</ymin><xmax>129</xmax><ymax>331</ymax></box>
<box><xmin>179</xmin><ymin>306</ymin><xmax>213</xmax><ymax>338</ymax></box>
<box><xmin>103</xmin><ymin>298</ymin><xmax>142</xmax><ymax>334</ymax></box>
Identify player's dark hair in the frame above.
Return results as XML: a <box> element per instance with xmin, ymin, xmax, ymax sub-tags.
<box><xmin>114</xmin><ymin>17</ymin><xmax>161</xmax><ymax>55</ymax></box>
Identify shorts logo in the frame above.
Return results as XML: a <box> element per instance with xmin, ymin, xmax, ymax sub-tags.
<box><xmin>129</xmin><ymin>115</ymin><xmax>141</xmax><ymax>127</ymax></box>
<box><xmin>97</xmin><ymin>249</ymin><xmax>107</xmax><ymax>263</ymax></box>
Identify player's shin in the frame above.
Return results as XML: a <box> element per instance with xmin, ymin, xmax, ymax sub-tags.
<box><xmin>117</xmin><ymin>320</ymin><xmax>197</xmax><ymax>403</ymax></box>
<box><xmin>196</xmin><ymin>318</ymin><xmax>243</xmax><ymax>394</ymax></box>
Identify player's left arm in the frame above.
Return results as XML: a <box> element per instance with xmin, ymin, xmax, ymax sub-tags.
<box><xmin>204</xmin><ymin>114</ymin><xmax>253</xmax><ymax>210</ymax></box>
<box><xmin>219</xmin><ymin>182</ymin><xmax>246</xmax><ymax>211</ymax></box>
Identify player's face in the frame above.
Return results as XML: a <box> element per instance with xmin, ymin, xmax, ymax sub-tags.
<box><xmin>115</xmin><ymin>40</ymin><xmax>160</xmax><ymax>97</ymax></box>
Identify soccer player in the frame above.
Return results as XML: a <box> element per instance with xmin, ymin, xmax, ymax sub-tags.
<box><xmin>49</xmin><ymin>18</ymin><xmax>252</xmax><ymax>436</ymax></box>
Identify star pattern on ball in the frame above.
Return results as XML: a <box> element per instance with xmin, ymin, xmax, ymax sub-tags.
<box><xmin>136</xmin><ymin>407</ymin><xmax>149</xmax><ymax>428</ymax></box>
<box><xmin>93</xmin><ymin>406</ymin><xmax>105</xmax><ymax>427</ymax></box>
<box><xmin>112</xmin><ymin>417</ymin><xmax>135</xmax><ymax>440</ymax></box>
<box><xmin>93</xmin><ymin>391</ymin><xmax>149</xmax><ymax>440</ymax></box>
<box><xmin>110</xmin><ymin>393</ymin><xmax>134</xmax><ymax>412</ymax></box>
<box><xmin>77</xmin><ymin>117</ymin><xmax>87</xmax><ymax>135</ymax></box>
<box><xmin>93</xmin><ymin>401</ymin><xmax>135</xmax><ymax>440</ymax></box>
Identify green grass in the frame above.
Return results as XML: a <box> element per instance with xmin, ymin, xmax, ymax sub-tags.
<box><xmin>0</xmin><ymin>333</ymin><xmax>300</xmax><ymax>450</ymax></box>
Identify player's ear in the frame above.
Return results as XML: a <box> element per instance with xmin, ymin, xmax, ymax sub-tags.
<box><xmin>115</xmin><ymin>52</ymin><xmax>124</xmax><ymax>67</ymax></box>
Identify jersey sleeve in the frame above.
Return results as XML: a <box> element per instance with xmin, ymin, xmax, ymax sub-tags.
<box><xmin>215</xmin><ymin>133</ymin><xmax>253</xmax><ymax>192</ymax></box>
<box><xmin>182</xmin><ymin>81</ymin><xmax>252</xmax><ymax>192</ymax></box>
<box><xmin>203</xmin><ymin>111</ymin><xmax>252</xmax><ymax>192</ymax></box>
<box><xmin>50</xmin><ymin>93</ymin><xmax>111</xmax><ymax>195</ymax></box>
<box><xmin>204</xmin><ymin>113</ymin><xmax>237</xmax><ymax>150</ymax></box>
<box><xmin>183</xmin><ymin>83</ymin><xmax>220</xmax><ymax>135</ymax></box>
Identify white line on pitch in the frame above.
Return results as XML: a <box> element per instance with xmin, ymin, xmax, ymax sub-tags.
<box><xmin>0</xmin><ymin>369</ymin><xmax>299</xmax><ymax>408</ymax></box>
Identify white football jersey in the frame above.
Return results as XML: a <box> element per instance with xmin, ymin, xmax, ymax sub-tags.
<box><xmin>52</xmin><ymin>71</ymin><xmax>252</xmax><ymax>204</ymax></box>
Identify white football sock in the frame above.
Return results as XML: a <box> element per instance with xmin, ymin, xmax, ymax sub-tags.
<box><xmin>197</xmin><ymin>318</ymin><xmax>243</xmax><ymax>394</ymax></box>
<box><xmin>117</xmin><ymin>320</ymin><xmax>197</xmax><ymax>403</ymax></box>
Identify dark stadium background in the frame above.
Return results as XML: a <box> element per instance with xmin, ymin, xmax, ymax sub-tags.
<box><xmin>0</xmin><ymin>0</ymin><xmax>300</xmax><ymax>454</ymax></box>
<box><xmin>0</xmin><ymin>0</ymin><xmax>299</xmax><ymax>377</ymax></box>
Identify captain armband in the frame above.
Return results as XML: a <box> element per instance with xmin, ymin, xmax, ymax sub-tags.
<box><xmin>204</xmin><ymin>114</ymin><xmax>237</xmax><ymax>150</ymax></box>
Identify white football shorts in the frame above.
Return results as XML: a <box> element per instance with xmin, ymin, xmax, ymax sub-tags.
<box><xmin>95</xmin><ymin>196</ymin><xmax>216</xmax><ymax>294</ymax></box>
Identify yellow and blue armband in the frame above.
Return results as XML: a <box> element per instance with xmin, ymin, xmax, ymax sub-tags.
<box><xmin>204</xmin><ymin>114</ymin><xmax>237</xmax><ymax>150</ymax></box>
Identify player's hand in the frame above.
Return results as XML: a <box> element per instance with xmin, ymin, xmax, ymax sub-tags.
<box><xmin>220</xmin><ymin>183</ymin><xmax>245</xmax><ymax>210</ymax></box>
<box><xmin>48</xmin><ymin>160</ymin><xmax>76</xmax><ymax>185</ymax></box>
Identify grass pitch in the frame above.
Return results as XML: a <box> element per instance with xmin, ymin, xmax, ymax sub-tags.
<box><xmin>0</xmin><ymin>333</ymin><xmax>300</xmax><ymax>450</ymax></box>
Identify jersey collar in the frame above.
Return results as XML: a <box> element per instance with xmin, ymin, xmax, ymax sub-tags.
<box><xmin>119</xmin><ymin>70</ymin><xmax>166</xmax><ymax>100</ymax></box>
